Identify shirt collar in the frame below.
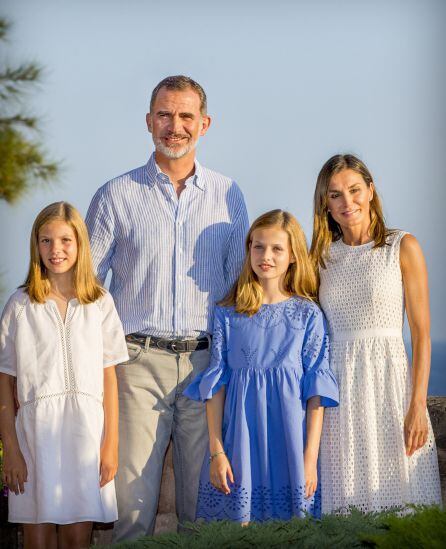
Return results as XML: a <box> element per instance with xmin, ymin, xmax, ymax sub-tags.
<box><xmin>145</xmin><ymin>153</ymin><xmax>205</xmax><ymax>190</ymax></box>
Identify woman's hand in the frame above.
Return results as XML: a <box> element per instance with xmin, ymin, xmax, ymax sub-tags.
<box><xmin>99</xmin><ymin>440</ymin><xmax>118</xmax><ymax>487</ymax></box>
<box><xmin>2</xmin><ymin>444</ymin><xmax>28</xmax><ymax>494</ymax></box>
<box><xmin>404</xmin><ymin>401</ymin><xmax>428</xmax><ymax>456</ymax></box>
<box><xmin>304</xmin><ymin>453</ymin><xmax>318</xmax><ymax>499</ymax></box>
<box><xmin>210</xmin><ymin>454</ymin><xmax>234</xmax><ymax>495</ymax></box>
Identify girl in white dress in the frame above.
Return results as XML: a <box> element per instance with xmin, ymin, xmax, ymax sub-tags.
<box><xmin>310</xmin><ymin>154</ymin><xmax>442</xmax><ymax>513</ymax></box>
<box><xmin>0</xmin><ymin>202</ymin><xmax>128</xmax><ymax>548</ymax></box>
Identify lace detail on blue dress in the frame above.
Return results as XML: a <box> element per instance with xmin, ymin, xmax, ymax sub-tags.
<box><xmin>184</xmin><ymin>298</ymin><xmax>339</xmax><ymax>522</ymax></box>
<box><xmin>270</xmin><ymin>345</ymin><xmax>292</xmax><ymax>365</ymax></box>
<box><xmin>303</xmin><ymin>331</ymin><xmax>330</xmax><ymax>363</ymax></box>
<box><xmin>284</xmin><ymin>297</ymin><xmax>314</xmax><ymax>330</ymax></box>
<box><xmin>252</xmin><ymin>302</ymin><xmax>288</xmax><ymax>328</ymax></box>
<box><xmin>197</xmin><ymin>481</ymin><xmax>321</xmax><ymax>521</ymax></box>
<box><xmin>210</xmin><ymin>314</ymin><xmax>225</xmax><ymax>363</ymax></box>
<box><xmin>183</xmin><ymin>307</ymin><xmax>230</xmax><ymax>401</ymax></box>
<box><xmin>241</xmin><ymin>346</ymin><xmax>258</xmax><ymax>367</ymax></box>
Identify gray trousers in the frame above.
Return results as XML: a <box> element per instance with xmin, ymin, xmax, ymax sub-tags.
<box><xmin>112</xmin><ymin>340</ymin><xmax>209</xmax><ymax>542</ymax></box>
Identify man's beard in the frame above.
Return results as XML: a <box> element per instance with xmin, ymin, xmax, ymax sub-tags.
<box><xmin>153</xmin><ymin>134</ymin><xmax>199</xmax><ymax>159</ymax></box>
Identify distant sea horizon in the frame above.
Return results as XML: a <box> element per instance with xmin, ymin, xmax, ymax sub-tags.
<box><xmin>407</xmin><ymin>340</ymin><xmax>446</xmax><ymax>396</ymax></box>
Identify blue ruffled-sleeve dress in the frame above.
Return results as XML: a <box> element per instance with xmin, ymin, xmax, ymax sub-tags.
<box><xmin>184</xmin><ymin>296</ymin><xmax>339</xmax><ymax>522</ymax></box>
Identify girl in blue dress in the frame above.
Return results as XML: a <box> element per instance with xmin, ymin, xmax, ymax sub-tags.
<box><xmin>184</xmin><ymin>209</ymin><xmax>339</xmax><ymax>523</ymax></box>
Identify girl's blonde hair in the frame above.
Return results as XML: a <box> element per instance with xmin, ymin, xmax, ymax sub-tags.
<box><xmin>220</xmin><ymin>209</ymin><xmax>317</xmax><ymax>315</ymax></box>
<box><xmin>24</xmin><ymin>201</ymin><xmax>105</xmax><ymax>304</ymax></box>
<box><xmin>310</xmin><ymin>154</ymin><xmax>389</xmax><ymax>270</ymax></box>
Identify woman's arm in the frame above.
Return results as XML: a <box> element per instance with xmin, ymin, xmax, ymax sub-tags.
<box><xmin>206</xmin><ymin>386</ymin><xmax>234</xmax><ymax>495</ymax></box>
<box><xmin>100</xmin><ymin>366</ymin><xmax>119</xmax><ymax>487</ymax></box>
<box><xmin>304</xmin><ymin>396</ymin><xmax>324</xmax><ymax>498</ymax></box>
<box><xmin>0</xmin><ymin>373</ymin><xmax>27</xmax><ymax>494</ymax></box>
<box><xmin>400</xmin><ymin>234</ymin><xmax>430</xmax><ymax>457</ymax></box>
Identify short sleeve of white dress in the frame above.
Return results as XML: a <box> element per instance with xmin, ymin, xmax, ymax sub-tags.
<box><xmin>0</xmin><ymin>293</ymin><xmax>19</xmax><ymax>376</ymax></box>
<box><xmin>98</xmin><ymin>291</ymin><xmax>129</xmax><ymax>367</ymax></box>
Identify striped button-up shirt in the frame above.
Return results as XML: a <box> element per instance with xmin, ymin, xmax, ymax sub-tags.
<box><xmin>86</xmin><ymin>154</ymin><xmax>249</xmax><ymax>338</ymax></box>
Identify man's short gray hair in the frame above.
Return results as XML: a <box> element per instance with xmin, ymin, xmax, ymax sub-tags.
<box><xmin>150</xmin><ymin>75</ymin><xmax>207</xmax><ymax>115</ymax></box>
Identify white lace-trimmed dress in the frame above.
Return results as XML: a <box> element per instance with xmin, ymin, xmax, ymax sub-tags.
<box><xmin>0</xmin><ymin>289</ymin><xmax>129</xmax><ymax>524</ymax></box>
<box><xmin>319</xmin><ymin>230</ymin><xmax>442</xmax><ymax>513</ymax></box>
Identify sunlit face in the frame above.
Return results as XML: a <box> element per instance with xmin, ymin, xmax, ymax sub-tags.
<box><xmin>326</xmin><ymin>169</ymin><xmax>374</xmax><ymax>233</ymax></box>
<box><xmin>38</xmin><ymin>220</ymin><xmax>78</xmax><ymax>278</ymax></box>
<box><xmin>250</xmin><ymin>226</ymin><xmax>294</xmax><ymax>284</ymax></box>
<box><xmin>146</xmin><ymin>87</ymin><xmax>211</xmax><ymax>160</ymax></box>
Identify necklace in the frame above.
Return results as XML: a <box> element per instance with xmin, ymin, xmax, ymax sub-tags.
<box><xmin>49</xmin><ymin>289</ymin><xmax>76</xmax><ymax>303</ymax></box>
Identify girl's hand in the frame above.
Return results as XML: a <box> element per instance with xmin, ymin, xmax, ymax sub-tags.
<box><xmin>2</xmin><ymin>445</ymin><xmax>28</xmax><ymax>495</ymax></box>
<box><xmin>210</xmin><ymin>454</ymin><xmax>234</xmax><ymax>495</ymax></box>
<box><xmin>304</xmin><ymin>454</ymin><xmax>318</xmax><ymax>499</ymax></box>
<box><xmin>99</xmin><ymin>441</ymin><xmax>118</xmax><ymax>487</ymax></box>
<box><xmin>404</xmin><ymin>401</ymin><xmax>428</xmax><ymax>456</ymax></box>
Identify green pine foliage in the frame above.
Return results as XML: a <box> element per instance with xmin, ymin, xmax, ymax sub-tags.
<box><xmin>0</xmin><ymin>17</ymin><xmax>60</xmax><ymax>203</ymax></box>
<box><xmin>362</xmin><ymin>505</ymin><xmax>446</xmax><ymax>548</ymax></box>
<box><xmin>111</xmin><ymin>506</ymin><xmax>446</xmax><ymax>549</ymax></box>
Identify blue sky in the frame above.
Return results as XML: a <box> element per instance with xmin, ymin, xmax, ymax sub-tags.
<box><xmin>1</xmin><ymin>0</ymin><xmax>445</xmax><ymax>387</ymax></box>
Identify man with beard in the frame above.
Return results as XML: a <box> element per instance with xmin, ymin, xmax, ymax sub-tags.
<box><xmin>86</xmin><ymin>75</ymin><xmax>248</xmax><ymax>541</ymax></box>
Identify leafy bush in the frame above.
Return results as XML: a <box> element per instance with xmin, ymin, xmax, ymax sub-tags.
<box><xmin>113</xmin><ymin>506</ymin><xmax>445</xmax><ymax>549</ymax></box>
<box><xmin>363</xmin><ymin>506</ymin><xmax>446</xmax><ymax>548</ymax></box>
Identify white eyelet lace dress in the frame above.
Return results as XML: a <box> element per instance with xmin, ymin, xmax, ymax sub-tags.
<box><xmin>0</xmin><ymin>289</ymin><xmax>129</xmax><ymax>524</ymax></box>
<box><xmin>319</xmin><ymin>230</ymin><xmax>442</xmax><ymax>513</ymax></box>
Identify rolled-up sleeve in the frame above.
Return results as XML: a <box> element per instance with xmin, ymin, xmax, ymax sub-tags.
<box><xmin>86</xmin><ymin>186</ymin><xmax>116</xmax><ymax>284</ymax></box>
<box><xmin>99</xmin><ymin>292</ymin><xmax>129</xmax><ymax>367</ymax></box>
<box><xmin>0</xmin><ymin>296</ymin><xmax>18</xmax><ymax>377</ymax></box>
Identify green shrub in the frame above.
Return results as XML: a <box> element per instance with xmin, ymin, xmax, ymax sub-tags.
<box><xmin>112</xmin><ymin>506</ymin><xmax>445</xmax><ymax>549</ymax></box>
<box><xmin>362</xmin><ymin>506</ymin><xmax>446</xmax><ymax>548</ymax></box>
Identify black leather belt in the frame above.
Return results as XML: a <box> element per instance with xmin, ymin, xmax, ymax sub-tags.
<box><xmin>126</xmin><ymin>333</ymin><xmax>210</xmax><ymax>353</ymax></box>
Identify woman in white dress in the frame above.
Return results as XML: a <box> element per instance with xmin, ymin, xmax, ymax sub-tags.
<box><xmin>310</xmin><ymin>154</ymin><xmax>442</xmax><ymax>513</ymax></box>
<box><xmin>0</xmin><ymin>202</ymin><xmax>128</xmax><ymax>548</ymax></box>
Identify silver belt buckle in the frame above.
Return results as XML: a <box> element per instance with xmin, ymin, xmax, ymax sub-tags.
<box><xmin>170</xmin><ymin>340</ymin><xmax>179</xmax><ymax>352</ymax></box>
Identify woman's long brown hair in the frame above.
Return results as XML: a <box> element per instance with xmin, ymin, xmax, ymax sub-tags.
<box><xmin>310</xmin><ymin>154</ymin><xmax>389</xmax><ymax>270</ymax></box>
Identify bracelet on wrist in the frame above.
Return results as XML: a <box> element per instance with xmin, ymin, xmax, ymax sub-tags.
<box><xmin>209</xmin><ymin>450</ymin><xmax>226</xmax><ymax>462</ymax></box>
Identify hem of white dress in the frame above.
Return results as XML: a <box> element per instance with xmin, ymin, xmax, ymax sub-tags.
<box><xmin>0</xmin><ymin>366</ymin><xmax>17</xmax><ymax>376</ymax></box>
<box><xmin>9</xmin><ymin>515</ymin><xmax>117</xmax><ymax>525</ymax></box>
<box><xmin>104</xmin><ymin>355</ymin><xmax>129</xmax><ymax>368</ymax></box>
<box><xmin>321</xmin><ymin>496</ymin><xmax>443</xmax><ymax>515</ymax></box>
